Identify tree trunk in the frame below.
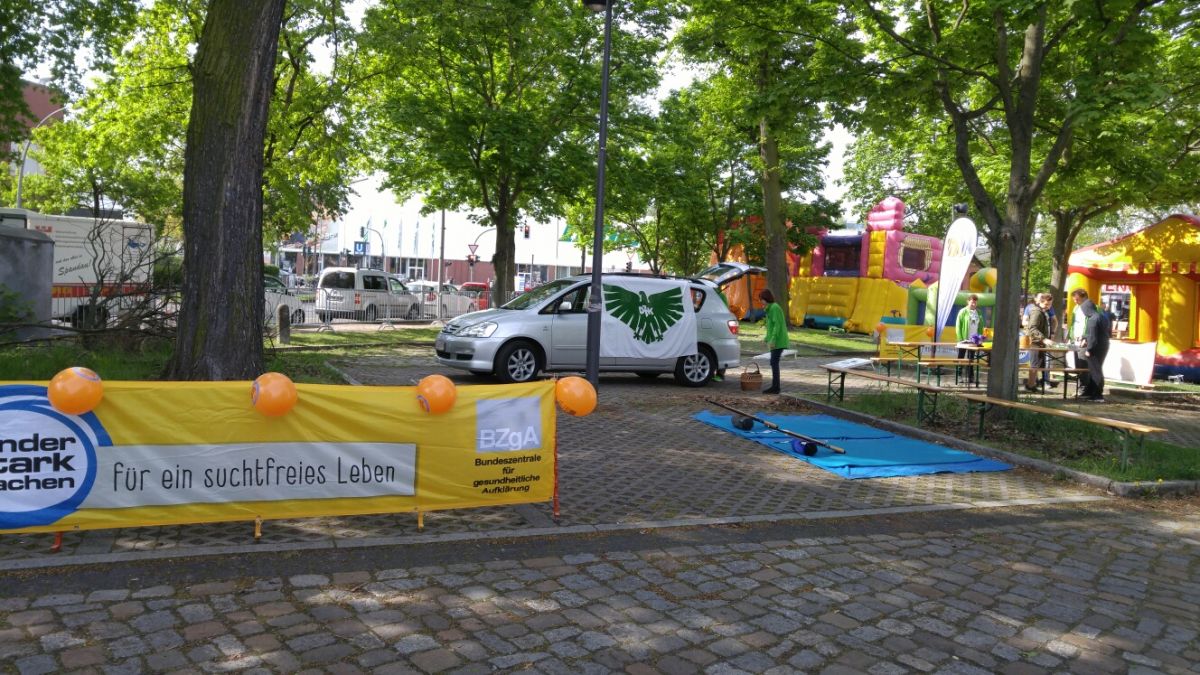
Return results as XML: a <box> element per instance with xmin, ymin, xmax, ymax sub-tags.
<box><xmin>988</xmin><ymin>216</ymin><xmax>1025</xmax><ymax>400</ymax></box>
<box><xmin>490</xmin><ymin>201</ymin><xmax>515</xmax><ymax>308</ymax></box>
<box><xmin>166</xmin><ymin>0</ymin><xmax>286</xmax><ymax>380</ymax></box>
<box><xmin>1048</xmin><ymin>210</ymin><xmax>1078</xmax><ymax>337</ymax></box>
<box><xmin>759</xmin><ymin>119</ymin><xmax>788</xmax><ymax>320</ymax></box>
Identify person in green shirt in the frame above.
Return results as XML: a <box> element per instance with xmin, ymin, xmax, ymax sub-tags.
<box><xmin>760</xmin><ymin>288</ymin><xmax>788</xmax><ymax>394</ymax></box>
<box><xmin>955</xmin><ymin>294</ymin><xmax>982</xmax><ymax>384</ymax></box>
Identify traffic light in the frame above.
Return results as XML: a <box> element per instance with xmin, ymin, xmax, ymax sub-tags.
<box><xmin>467</xmin><ymin>254</ymin><xmax>476</xmax><ymax>267</ymax></box>
<box><xmin>359</xmin><ymin>226</ymin><xmax>366</xmax><ymax>238</ymax></box>
<box><xmin>625</xmin><ymin>261</ymin><xmax>632</xmax><ymax>272</ymax></box>
<box><xmin>523</xmin><ymin>224</ymin><xmax>530</xmax><ymax>239</ymax></box>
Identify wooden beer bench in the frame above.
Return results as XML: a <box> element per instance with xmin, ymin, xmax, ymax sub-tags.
<box><xmin>915</xmin><ymin>358</ymin><xmax>977</xmax><ymax>386</ymax></box>
<box><xmin>956</xmin><ymin>392</ymin><xmax>1166</xmax><ymax>469</ymax></box>
<box><xmin>821</xmin><ymin>365</ymin><xmax>949</xmax><ymax>425</ymax></box>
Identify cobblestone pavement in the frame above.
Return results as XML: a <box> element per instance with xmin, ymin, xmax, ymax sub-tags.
<box><xmin>2</xmin><ymin>348</ymin><xmax>1198</xmax><ymax>672</ymax></box>
<box><xmin>2</xmin><ymin>505</ymin><xmax>1197</xmax><ymax>674</ymax></box>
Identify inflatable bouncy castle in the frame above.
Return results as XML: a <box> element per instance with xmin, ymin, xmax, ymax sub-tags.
<box><xmin>789</xmin><ymin>197</ymin><xmax>945</xmax><ymax>332</ymax></box>
<box><xmin>1066</xmin><ymin>213</ymin><xmax>1200</xmax><ymax>382</ymax></box>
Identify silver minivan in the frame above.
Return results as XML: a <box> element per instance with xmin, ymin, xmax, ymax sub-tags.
<box><xmin>435</xmin><ymin>274</ymin><xmax>741</xmax><ymax>386</ymax></box>
<box><xmin>315</xmin><ymin>267</ymin><xmax>418</xmax><ymax>322</ymax></box>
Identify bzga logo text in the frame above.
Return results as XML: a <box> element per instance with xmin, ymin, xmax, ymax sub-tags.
<box><xmin>477</xmin><ymin>426</ymin><xmax>540</xmax><ymax>451</ymax></box>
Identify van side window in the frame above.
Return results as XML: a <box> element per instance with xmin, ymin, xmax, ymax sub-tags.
<box><xmin>321</xmin><ymin>272</ymin><xmax>354</xmax><ymax>289</ymax></box>
<box><xmin>389</xmin><ymin>278</ymin><xmax>407</xmax><ymax>294</ymax></box>
<box><xmin>363</xmin><ymin>275</ymin><xmax>385</xmax><ymax>291</ymax></box>
<box><xmin>549</xmin><ymin>286</ymin><xmax>590</xmax><ymax>314</ymax></box>
<box><xmin>691</xmin><ymin>288</ymin><xmax>707</xmax><ymax>311</ymax></box>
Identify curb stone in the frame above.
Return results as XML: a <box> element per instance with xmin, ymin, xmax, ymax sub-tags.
<box><xmin>789</xmin><ymin>394</ymin><xmax>1199</xmax><ymax>498</ymax></box>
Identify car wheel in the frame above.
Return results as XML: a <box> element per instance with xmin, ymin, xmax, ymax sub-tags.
<box><xmin>494</xmin><ymin>340</ymin><xmax>540</xmax><ymax>384</ymax></box>
<box><xmin>467</xmin><ymin>303</ymin><xmax>476</xmax><ymax>313</ymax></box>
<box><xmin>316</xmin><ymin>311</ymin><xmax>328</xmax><ymax>323</ymax></box>
<box><xmin>635</xmin><ymin>372</ymin><xmax>660</xmax><ymax>379</ymax></box>
<box><xmin>674</xmin><ymin>346</ymin><xmax>715</xmax><ymax>387</ymax></box>
<box><xmin>290</xmin><ymin>308</ymin><xmax>305</xmax><ymax>325</ymax></box>
<box><xmin>407</xmin><ymin>304</ymin><xmax>421</xmax><ymax>320</ymax></box>
<box><xmin>364</xmin><ymin>305</ymin><xmax>378</xmax><ymax>322</ymax></box>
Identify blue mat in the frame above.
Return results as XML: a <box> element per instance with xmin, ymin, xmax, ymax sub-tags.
<box><xmin>694</xmin><ymin>411</ymin><xmax>1011</xmax><ymax>479</ymax></box>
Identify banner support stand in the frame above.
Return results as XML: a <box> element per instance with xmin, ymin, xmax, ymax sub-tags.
<box><xmin>553</xmin><ymin>438</ymin><xmax>560</xmax><ymax>522</ymax></box>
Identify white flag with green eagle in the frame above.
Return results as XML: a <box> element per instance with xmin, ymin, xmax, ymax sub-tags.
<box><xmin>600</xmin><ymin>278</ymin><xmax>698</xmax><ymax>358</ymax></box>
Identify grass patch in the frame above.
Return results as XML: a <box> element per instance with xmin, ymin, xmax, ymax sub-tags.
<box><xmin>283</xmin><ymin>326</ymin><xmax>439</xmax><ymax>347</ymax></box>
<box><xmin>0</xmin><ymin>340</ymin><xmax>175</xmax><ymax>381</ymax></box>
<box><xmin>0</xmin><ymin>328</ymin><xmax>441</xmax><ymax>385</ymax></box>
<box><xmin>836</xmin><ymin>390</ymin><xmax>1198</xmax><ymax>483</ymax></box>
<box><xmin>738</xmin><ymin>322</ymin><xmax>877</xmax><ymax>354</ymax></box>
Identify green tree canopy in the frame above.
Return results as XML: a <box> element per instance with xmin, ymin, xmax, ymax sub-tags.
<box><xmin>678</xmin><ymin>0</ymin><xmax>854</xmax><ymax>319</ymax></box>
<box><xmin>851</xmin><ymin>0</ymin><xmax>1174</xmax><ymax>400</ymax></box>
<box><xmin>0</xmin><ymin>1</ymin><xmax>138</xmax><ymax>145</ymax></box>
<box><xmin>361</xmin><ymin>0</ymin><xmax>669</xmax><ymax>304</ymax></box>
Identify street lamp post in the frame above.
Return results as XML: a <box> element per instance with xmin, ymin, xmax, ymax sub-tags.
<box><xmin>15</xmin><ymin>107</ymin><xmax>66</xmax><ymax>209</ymax></box>
<box><xmin>584</xmin><ymin>0</ymin><xmax>613</xmax><ymax>388</ymax></box>
<box><xmin>362</xmin><ymin>224</ymin><xmax>387</xmax><ymax>273</ymax></box>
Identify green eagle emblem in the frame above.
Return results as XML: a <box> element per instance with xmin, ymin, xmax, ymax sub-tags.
<box><xmin>603</xmin><ymin>284</ymin><xmax>684</xmax><ymax>344</ymax></box>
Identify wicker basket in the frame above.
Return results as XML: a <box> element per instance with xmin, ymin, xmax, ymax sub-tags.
<box><xmin>740</xmin><ymin>363</ymin><xmax>763</xmax><ymax>391</ymax></box>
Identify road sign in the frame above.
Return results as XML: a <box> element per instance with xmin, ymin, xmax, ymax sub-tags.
<box><xmin>467</xmin><ymin>243</ymin><xmax>478</xmax><ymax>255</ymax></box>
<box><xmin>353</xmin><ymin>241</ymin><xmax>369</xmax><ymax>255</ymax></box>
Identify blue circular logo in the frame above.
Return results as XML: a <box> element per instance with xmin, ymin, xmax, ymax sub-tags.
<box><xmin>0</xmin><ymin>385</ymin><xmax>108</xmax><ymax>530</ymax></box>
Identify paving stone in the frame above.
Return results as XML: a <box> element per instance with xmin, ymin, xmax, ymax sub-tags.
<box><xmin>107</xmin><ymin>635</ymin><xmax>149</xmax><ymax>659</ymax></box>
<box><xmin>38</xmin><ymin>631</ymin><xmax>84</xmax><ymax>651</ymax></box>
<box><xmin>14</xmin><ymin>654</ymin><xmax>57</xmax><ymax>675</ymax></box>
<box><xmin>60</xmin><ymin>644</ymin><xmax>106</xmax><ymax>668</ymax></box>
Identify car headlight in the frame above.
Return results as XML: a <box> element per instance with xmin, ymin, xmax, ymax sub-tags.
<box><xmin>460</xmin><ymin>321</ymin><xmax>498</xmax><ymax>338</ymax></box>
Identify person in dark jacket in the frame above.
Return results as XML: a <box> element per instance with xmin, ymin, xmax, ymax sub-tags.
<box><xmin>1023</xmin><ymin>293</ymin><xmax>1051</xmax><ymax>392</ymax></box>
<box><xmin>1080</xmin><ymin>297</ymin><xmax>1111</xmax><ymax>401</ymax></box>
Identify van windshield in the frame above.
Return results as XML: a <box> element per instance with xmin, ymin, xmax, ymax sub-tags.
<box><xmin>501</xmin><ymin>279</ymin><xmax>578</xmax><ymax>310</ymax></box>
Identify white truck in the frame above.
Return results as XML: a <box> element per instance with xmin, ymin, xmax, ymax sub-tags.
<box><xmin>0</xmin><ymin>208</ymin><xmax>155</xmax><ymax>327</ymax></box>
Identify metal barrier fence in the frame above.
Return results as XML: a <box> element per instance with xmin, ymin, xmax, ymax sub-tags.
<box><xmin>45</xmin><ymin>291</ymin><xmax>483</xmax><ymax>332</ymax></box>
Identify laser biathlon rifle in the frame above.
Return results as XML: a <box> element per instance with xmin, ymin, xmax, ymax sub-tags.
<box><xmin>704</xmin><ymin>399</ymin><xmax>846</xmax><ymax>454</ymax></box>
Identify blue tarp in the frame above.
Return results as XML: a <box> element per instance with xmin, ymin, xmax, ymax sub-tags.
<box><xmin>694</xmin><ymin>411</ymin><xmax>1011</xmax><ymax>479</ymax></box>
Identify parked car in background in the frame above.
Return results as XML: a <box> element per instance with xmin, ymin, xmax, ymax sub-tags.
<box><xmin>264</xmin><ymin>275</ymin><xmax>306</xmax><ymax>326</ymax></box>
<box><xmin>315</xmin><ymin>267</ymin><xmax>418</xmax><ymax>322</ymax></box>
<box><xmin>459</xmin><ymin>281</ymin><xmax>491</xmax><ymax>310</ymax></box>
<box><xmin>406</xmin><ymin>280</ymin><xmax>477</xmax><ymax>318</ymax></box>
<box><xmin>435</xmin><ymin>274</ymin><xmax>740</xmax><ymax>386</ymax></box>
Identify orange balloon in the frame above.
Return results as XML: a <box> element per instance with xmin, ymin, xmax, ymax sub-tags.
<box><xmin>252</xmin><ymin>372</ymin><xmax>298</xmax><ymax>417</ymax></box>
<box><xmin>47</xmin><ymin>367</ymin><xmax>104</xmax><ymax>415</ymax></box>
<box><xmin>925</xmin><ymin>326</ymin><xmax>935</xmax><ymax>338</ymax></box>
<box><xmin>556</xmin><ymin>376</ymin><xmax>597</xmax><ymax>417</ymax></box>
<box><xmin>876</xmin><ymin>322</ymin><xmax>887</xmax><ymax>333</ymax></box>
<box><xmin>416</xmin><ymin>374</ymin><xmax>457</xmax><ymax>414</ymax></box>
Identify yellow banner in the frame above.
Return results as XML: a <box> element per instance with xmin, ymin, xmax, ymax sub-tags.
<box><xmin>0</xmin><ymin>380</ymin><xmax>556</xmax><ymax>533</ymax></box>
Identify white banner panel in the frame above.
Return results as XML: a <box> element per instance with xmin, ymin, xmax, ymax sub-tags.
<box><xmin>600</xmin><ymin>278</ymin><xmax>697</xmax><ymax>359</ymax></box>
<box><xmin>1066</xmin><ymin>341</ymin><xmax>1156</xmax><ymax>385</ymax></box>
<box><xmin>84</xmin><ymin>442</ymin><xmax>416</xmax><ymax>508</ymax></box>
<box><xmin>935</xmin><ymin>218</ymin><xmax>978</xmax><ymax>340</ymax></box>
